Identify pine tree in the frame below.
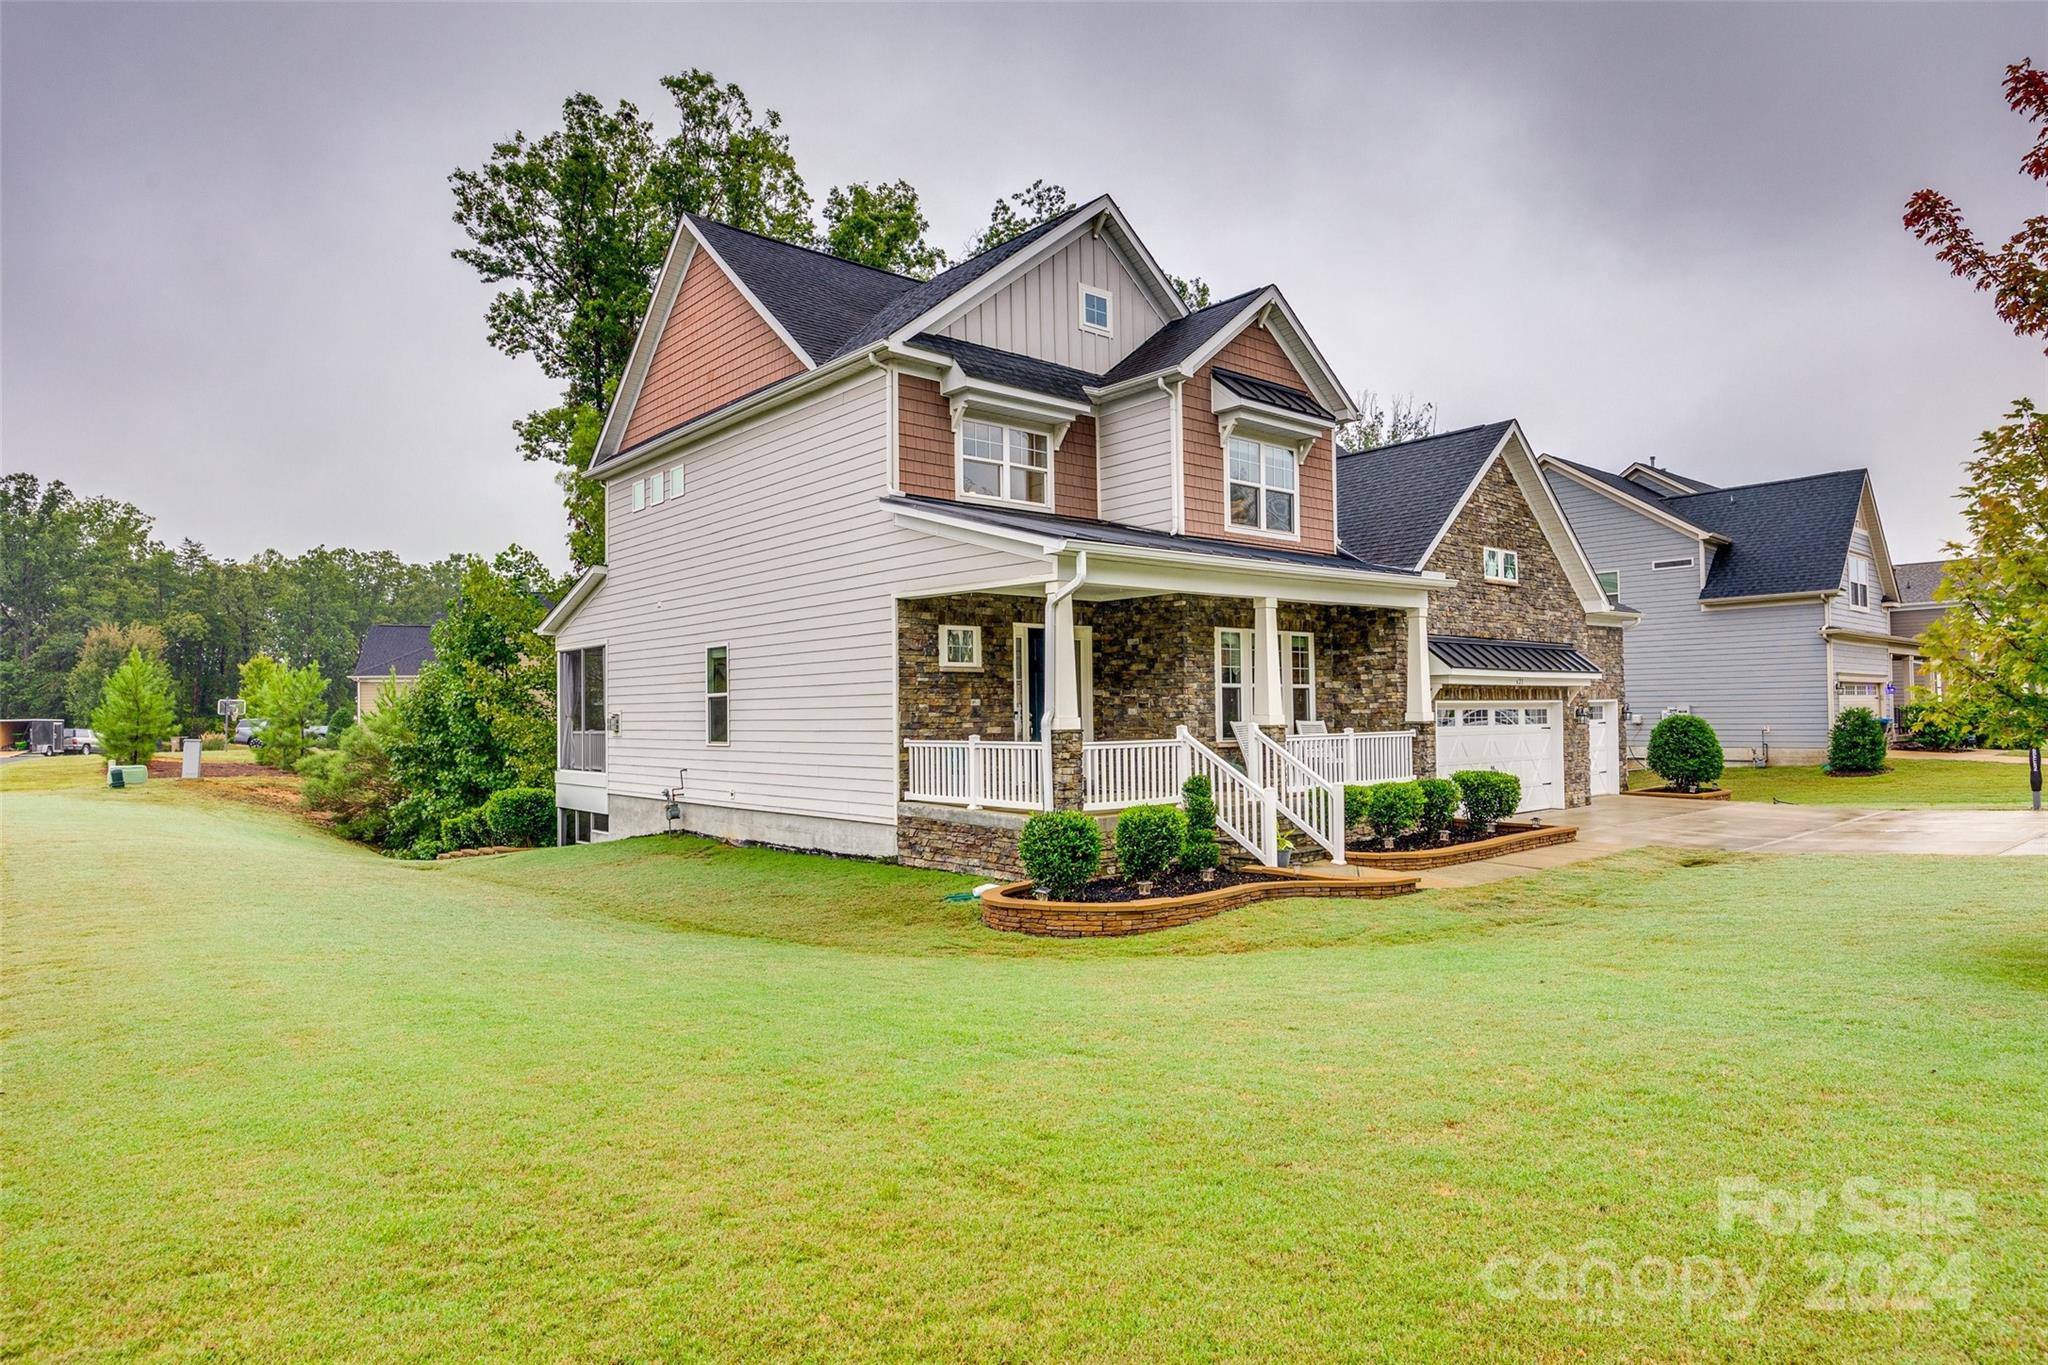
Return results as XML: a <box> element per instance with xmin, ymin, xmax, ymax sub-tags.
<box><xmin>89</xmin><ymin>648</ymin><xmax>176</xmax><ymax>765</ymax></box>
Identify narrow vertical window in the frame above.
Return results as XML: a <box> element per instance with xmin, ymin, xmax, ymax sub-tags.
<box><xmin>670</xmin><ymin>465</ymin><xmax>685</xmax><ymax>500</ymax></box>
<box><xmin>632</xmin><ymin>479</ymin><xmax>646</xmax><ymax>512</ymax></box>
<box><xmin>1216</xmin><ymin>629</ymin><xmax>1253</xmax><ymax>741</ymax></box>
<box><xmin>1287</xmin><ymin>632</ymin><xmax>1315</xmax><ymax>724</ymax></box>
<box><xmin>647</xmin><ymin>470</ymin><xmax>664</xmax><ymax>506</ymax></box>
<box><xmin>705</xmin><ymin>646</ymin><xmax>729</xmax><ymax>745</ymax></box>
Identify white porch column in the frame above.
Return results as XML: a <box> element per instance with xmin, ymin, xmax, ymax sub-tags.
<box><xmin>1252</xmin><ymin>595</ymin><xmax>1287</xmax><ymax>727</ymax></box>
<box><xmin>1405</xmin><ymin>601</ymin><xmax>1432</xmax><ymax>724</ymax></box>
<box><xmin>1046</xmin><ymin>589</ymin><xmax>1082</xmax><ymax>733</ymax></box>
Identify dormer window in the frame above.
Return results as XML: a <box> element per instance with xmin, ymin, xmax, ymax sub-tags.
<box><xmin>1079</xmin><ymin>284</ymin><xmax>1113</xmax><ymax>337</ymax></box>
<box><xmin>959</xmin><ymin>418</ymin><xmax>1051</xmax><ymax>508</ymax></box>
<box><xmin>1483</xmin><ymin>546</ymin><xmax>1520</xmax><ymax>584</ymax></box>
<box><xmin>1226</xmin><ymin>436</ymin><xmax>1297</xmax><ymax>536</ymax></box>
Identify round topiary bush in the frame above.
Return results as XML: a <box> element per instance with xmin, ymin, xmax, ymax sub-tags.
<box><xmin>1179</xmin><ymin>774</ymin><xmax>1222</xmax><ymax>873</ymax></box>
<box><xmin>1452</xmin><ymin>770</ymin><xmax>1522</xmax><ymax>832</ymax></box>
<box><xmin>1018</xmin><ymin>810</ymin><xmax>1101</xmax><ymax>898</ymax></box>
<box><xmin>1415</xmin><ymin>777</ymin><xmax>1461</xmax><ymax>841</ymax></box>
<box><xmin>1647</xmin><ymin>713</ymin><xmax>1724</xmax><ymax>792</ymax></box>
<box><xmin>1364</xmin><ymin>780</ymin><xmax>1427</xmax><ymax>848</ymax></box>
<box><xmin>1115</xmin><ymin>803</ymin><xmax>1188</xmax><ymax>885</ymax></box>
<box><xmin>482</xmin><ymin>786</ymin><xmax>555</xmax><ymax>847</ymax></box>
<box><xmin>1826</xmin><ymin>707</ymin><xmax>1889</xmax><ymax>775</ymax></box>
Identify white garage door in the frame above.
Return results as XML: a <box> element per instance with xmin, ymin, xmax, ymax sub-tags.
<box><xmin>1436</xmin><ymin>701</ymin><xmax>1565</xmax><ymax>813</ymax></box>
<box><xmin>1836</xmin><ymin>680</ymin><xmax>1882</xmax><ymax>718</ymax></box>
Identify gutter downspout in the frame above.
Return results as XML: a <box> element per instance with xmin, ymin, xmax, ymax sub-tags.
<box><xmin>1042</xmin><ymin>551</ymin><xmax>1090</xmax><ymax>805</ymax></box>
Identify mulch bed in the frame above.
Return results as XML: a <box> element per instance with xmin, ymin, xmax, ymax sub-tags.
<box><xmin>1343</xmin><ymin>820</ymin><xmax>1578</xmax><ymax>870</ymax></box>
<box><xmin>1347</xmin><ymin>823</ymin><xmax>1508</xmax><ymax>856</ymax></box>
<box><xmin>1042</xmin><ymin>867</ymin><xmax>1289</xmax><ymax>904</ymax></box>
<box><xmin>982</xmin><ymin>865</ymin><xmax>1418</xmax><ymax>938</ymax></box>
<box><xmin>1623</xmin><ymin>785</ymin><xmax>1733</xmax><ymax>801</ymax></box>
<box><xmin>145</xmin><ymin>757</ymin><xmax>296</xmax><ymax>779</ymax></box>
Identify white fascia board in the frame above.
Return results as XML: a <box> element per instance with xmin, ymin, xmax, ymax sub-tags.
<box><xmin>1536</xmin><ymin>454</ymin><xmax>1726</xmax><ymax>544</ymax></box>
<box><xmin>939</xmin><ymin>369</ymin><xmax>1091</xmax><ymax>425</ymax></box>
<box><xmin>1618</xmin><ymin>463</ymin><xmax>1702</xmax><ymax>497</ymax></box>
<box><xmin>1698</xmin><ymin>592</ymin><xmax>1829</xmax><ymax>609</ymax></box>
<box><xmin>1856</xmin><ymin>476</ymin><xmax>1901</xmax><ymax>602</ymax></box>
<box><xmin>1093</xmin><ymin>203</ymin><xmax>1191</xmax><ymax>322</ymax></box>
<box><xmin>1496</xmin><ymin>427</ymin><xmax>1616</xmax><ymax>616</ymax></box>
<box><xmin>887</xmin><ymin>502</ymin><xmax>1068</xmax><ymax>558</ymax></box>
<box><xmin>1429</xmin><ymin>664</ymin><xmax>1603</xmax><ymax>688</ymax></box>
<box><xmin>1821</xmin><ymin>625</ymin><xmax>1923</xmax><ymax>650</ymax></box>
<box><xmin>537</xmin><ymin>566</ymin><xmax>607</xmax><ymax>638</ymax></box>
<box><xmin>893</xmin><ymin>194</ymin><xmax>1114</xmax><ymax>343</ymax></box>
<box><xmin>600</xmin><ymin>348</ymin><xmax>886</xmax><ymax>480</ymax></box>
<box><xmin>595</xmin><ymin>231</ymin><xmax>699</xmax><ymax>462</ymax></box>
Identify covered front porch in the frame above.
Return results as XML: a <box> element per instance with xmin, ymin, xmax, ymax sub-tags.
<box><xmin>893</xmin><ymin>531</ymin><xmax>1443</xmax><ymax>866</ymax></box>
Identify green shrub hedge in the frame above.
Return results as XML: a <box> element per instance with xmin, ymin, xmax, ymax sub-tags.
<box><xmin>1647</xmin><ymin>714</ymin><xmax>1724</xmax><ymax>792</ymax></box>
<box><xmin>1416</xmin><ymin>777</ymin><xmax>1461</xmax><ymax>839</ymax></box>
<box><xmin>1019</xmin><ymin>811</ymin><xmax>1101</xmax><ymax>897</ymax></box>
<box><xmin>1116</xmin><ymin>804</ymin><xmax>1187</xmax><ymax>884</ymax></box>
<box><xmin>483</xmin><ymin>786</ymin><xmax>555</xmax><ymax>847</ymax></box>
<box><xmin>1826</xmin><ymin>707</ymin><xmax>1889</xmax><ymax>774</ymax></box>
<box><xmin>1179</xmin><ymin>774</ymin><xmax>1222</xmax><ymax>872</ymax></box>
<box><xmin>439</xmin><ymin>807</ymin><xmax>492</xmax><ymax>851</ymax></box>
<box><xmin>1363</xmin><ymin>781</ymin><xmax>1426</xmax><ymax>847</ymax></box>
<box><xmin>1452</xmin><ymin>770</ymin><xmax>1521</xmax><ymax>831</ymax></box>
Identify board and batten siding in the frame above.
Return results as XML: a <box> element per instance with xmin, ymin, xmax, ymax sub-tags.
<box><xmin>1546</xmin><ymin>469</ymin><xmax>1831</xmax><ymax>755</ymax></box>
<box><xmin>1094</xmin><ymin>387</ymin><xmax>1176</xmax><ymax>531</ymax></box>
<box><xmin>937</xmin><ymin>231</ymin><xmax>1167</xmax><ymax>373</ymax></box>
<box><xmin>558</xmin><ymin>370</ymin><xmax>1043</xmax><ymax>834</ymax></box>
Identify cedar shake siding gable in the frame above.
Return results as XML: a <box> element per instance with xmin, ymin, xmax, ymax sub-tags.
<box><xmin>618</xmin><ymin>249</ymin><xmax>806</xmax><ymax>451</ymax></box>
<box><xmin>1181</xmin><ymin>323</ymin><xmax>1338</xmax><ymax>554</ymax></box>
<box><xmin>895</xmin><ymin>374</ymin><xmax>1099</xmax><ymax>521</ymax></box>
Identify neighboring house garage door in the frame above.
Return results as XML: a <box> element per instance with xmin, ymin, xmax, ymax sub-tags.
<box><xmin>1835</xmin><ymin>680</ymin><xmax>1882</xmax><ymax>718</ymax></box>
<box><xmin>1436</xmin><ymin>700</ymin><xmax>1564</xmax><ymax>813</ymax></box>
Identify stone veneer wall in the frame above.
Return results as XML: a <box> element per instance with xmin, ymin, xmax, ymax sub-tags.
<box><xmin>1422</xmin><ymin>457</ymin><xmax>1626</xmax><ymax>807</ymax></box>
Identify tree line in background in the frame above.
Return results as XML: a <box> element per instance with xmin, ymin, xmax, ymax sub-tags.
<box><xmin>0</xmin><ymin>471</ymin><xmax>466</xmax><ymax>726</ymax></box>
<box><xmin>1903</xmin><ymin>58</ymin><xmax>2047</xmax><ymax>746</ymax></box>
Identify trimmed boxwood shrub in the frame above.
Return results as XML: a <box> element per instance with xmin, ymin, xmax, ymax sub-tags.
<box><xmin>439</xmin><ymin>806</ymin><xmax>492</xmax><ymax>851</ymax></box>
<box><xmin>1179</xmin><ymin>774</ymin><xmax>1222</xmax><ymax>872</ymax></box>
<box><xmin>483</xmin><ymin>786</ymin><xmax>555</xmax><ymax>847</ymax></box>
<box><xmin>1342</xmin><ymin>784</ymin><xmax>1373</xmax><ymax>835</ymax></box>
<box><xmin>1019</xmin><ymin>810</ymin><xmax>1101</xmax><ymax>898</ymax></box>
<box><xmin>1826</xmin><ymin>707</ymin><xmax>1889</xmax><ymax>774</ymax></box>
<box><xmin>1363</xmin><ymin>780</ymin><xmax>1426</xmax><ymax>848</ymax></box>
<box><xmin>1452</xmin><ymin>770</ymin><xmax>1522</xmax><ymax>833</ymax></box>
<box><xmin>1416</xmin><ymin>777</ymin><xmax>1461</xmax><ymax>841</ymax></box>
<box><xmin>1116</xmin><ymin>803</ymin><xmax>1188</xmax><ymax>885</ymax></box>
<box><xmin>1647</xmin><ymin>713</ymin><xmax>1724</xmax><ymax>792</ymax></box>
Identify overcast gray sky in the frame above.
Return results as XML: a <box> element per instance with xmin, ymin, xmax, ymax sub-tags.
<box><xmin>4</xmin><ymin>2</ymin><xmax>2040</xmax><ymax>570</ymax></box>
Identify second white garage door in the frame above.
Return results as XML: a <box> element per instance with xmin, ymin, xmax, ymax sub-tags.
<box><xmin>1436</xmin><ymin>700</ymin><xmax>1565</xmax><ymax>813</ymax></box>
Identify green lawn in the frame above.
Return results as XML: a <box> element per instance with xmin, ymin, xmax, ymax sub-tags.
<box><xmin>5</xmin><ymin>764</ymin><xmax>2043</xmax><ymax>1358</ymax></box>
<box><xmin>1629</xmin><ymin>756</ymin><xmax>2037</xmax><ymax>808</ymax></box>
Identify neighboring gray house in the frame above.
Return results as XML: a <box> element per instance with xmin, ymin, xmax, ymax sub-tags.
<box><xmin>349</xmin><ymin>624</ymin><xmax>436</xmax><ymax>718</ymax></box>
<box><xmin>1887</xmin><ymin>560</ymin><xmax>1958</xmax><ymax>697</ymax></box>
<box><xmin>1538</xmin><ymin>457</ymin><xmax>1919</xmax><ymax>764</ymax></box>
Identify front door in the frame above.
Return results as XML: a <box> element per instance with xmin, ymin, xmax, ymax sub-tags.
<box><xmin>1012</xmin><ymin>624</ymin><xmax>1094</xmax><ymax>742</ymax></box>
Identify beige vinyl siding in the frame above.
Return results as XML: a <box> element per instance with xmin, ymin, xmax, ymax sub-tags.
<box><xmin>1094</xmin><ymin>387</ymin><xmax>1176</xmax><ymax>531</ymax></box>
<box><xmin>937</xmin><ymin>232</ymin><xmax>1167</xmax><ymax>372</ymax></box>
<box><xmin>561</xmin><ymin>371</ymin><xmax>1042</xmax><ymax>827</ymax></box>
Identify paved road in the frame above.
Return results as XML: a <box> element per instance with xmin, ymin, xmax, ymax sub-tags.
<box><xmin>1405</xmin><ymin>793</ymin><xmax>2046</xmax><ymax>888</ymax></box>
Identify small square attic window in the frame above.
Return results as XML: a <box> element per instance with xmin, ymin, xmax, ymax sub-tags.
<box><xmin>1079</xmin><ymin>284</ymin><xmax>1113</xmax><ymax>337</ymax></box>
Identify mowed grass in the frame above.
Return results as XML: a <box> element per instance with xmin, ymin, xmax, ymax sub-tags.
<box><xmin>4</xmin><ymin>767</ymin><xmax>2044</xmax><ymax>1359</ymax></box>
<box><xmin>1629</xmin><ymin>756</ymin><xmax>2036</xmax><ymax>808</ymax></box>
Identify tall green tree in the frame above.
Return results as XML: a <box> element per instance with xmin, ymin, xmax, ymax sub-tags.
<box><xmin>241</xmin><ymin>653</ymin><xmax>329</xmax><ymax>770</ymax></box>
<box><xmin>1337</xmin><ymin>391</ymin><xmax>1439</xmax><ymax>453</ymax></box>
<box><xmin>822</xmin><ymin>180</ymin><xmax>946</xmax><ymax>278</ymax></box>
<box><xmin>89</xmin><ymin>648</ymin><xmax>176</xmax><ymax>764</ymax></box>
<box><xmin>65</xmin><ymin>623</ymin><xmax>166</xmax><ymax>722</ymax></box>
<box><xmin>967</xmin><ymin>178</ymin><xmax>1073</xmax><ymax>256</ymax></box>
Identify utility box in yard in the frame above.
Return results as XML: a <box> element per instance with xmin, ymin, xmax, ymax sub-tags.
<box><xmin>106</xmin><ymin>764</ymin><xmax>148</xmax><ymax>788</ymax></box>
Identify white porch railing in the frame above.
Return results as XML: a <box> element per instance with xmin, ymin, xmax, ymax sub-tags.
<box><xmin>1238</xmin><ymin>724</ymin><xmax>1347</xmax><ymax>865</ymax></box>
<box><xmin>1180</xmin><ymin>726</ymin><xmax>1278</xmax><ymax>866</ymax></box>
<box><xmin>1284</xmin><ymin>729</ymin><xmax>1414</xmax><ymax>786</ymax></box>
<box><xmin>904</xmin><ymin>737</ymin><xmax>1046</xmax><ymax>810</ymax></box>
<box><xmin>1083</xmin><ymin>738</ymin><xmax>1189</xmax><ymax>811</ymax></box>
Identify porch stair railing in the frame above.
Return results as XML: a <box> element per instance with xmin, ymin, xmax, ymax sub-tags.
<box><xmin>1178</xmin><ymin>726</ymin><xmax>1278</xmax><ymax>867</ymax></box>
<box><xmin>1236</xmin><ymin>724</ymin><xmax>1347</xmax><ymax>866</ymax></box>
<box><xmin>903</xmin><ymin>736</ymin><xmax>1046</xmax><ymax>811</ymax></box>
<box><xmin>1284</xmin><ymin>729</ymin><xmax>1413</xmax><ymax>786</ymax></box>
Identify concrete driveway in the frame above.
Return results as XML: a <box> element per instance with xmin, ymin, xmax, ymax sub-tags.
<box><xmin>1406</xmin><ymin>794</ymin><xmax>2047</xmax><ymax>888</ymax></box>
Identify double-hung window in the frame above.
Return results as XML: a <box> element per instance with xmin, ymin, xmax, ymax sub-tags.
<box><xmin>705</xmin><ymin>646</ymin><xmax>729</xmax><ymax>745</ymax></box>
<box><xmin>1215</xmin><ymin>628</ymin><xmax>1315</xmax><ymax>738</ymax></box>
<box><xmin>960</xmin><ymin>419</ymin><xmax>1050</xmax><ymax>507</ymax></box>
<box><xmin>1226</xmin><ymin>436</ymin><xmax>1297</xmax><ymax>535</ymax></box>
<box><xmin>1847</xmin><ymin>557</ymin><xmax>1872</xmax><ymax>608</ymax></box>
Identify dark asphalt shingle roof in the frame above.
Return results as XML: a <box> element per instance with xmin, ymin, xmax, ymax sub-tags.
<box><xmin>1663</xmin><ymin>469</ymin><xmax>1870</xmax><ymax>601</ymax></box>
<box><xmin>1332</xmin><ymin>421</ymin><xmax>1515</xmax><ymax>570</ymax></box>
<box><xmin>1627</xmin><ymin>465</ymin><xmax>1718</xmax><ymax>494</ymax></box>
<box><xmin>1429</xmin><ymin>635</ymin><xmax>1601</xmax><ymax>675</ymax></box>
<box><xmin>907</xmin><ymin>333</ymin><xmax>1096</xmax><ymax>404</ymax></box>
<box><xmin>1550</xmin><ymin>456</ymin><xmax>1690</xmax><ymax>515</ymax></box>
<box><xmin>1211</xmin><ymin>367</ymin><xmax>1333</xmax><ymax>421</ymax></box>
<box><xmin>1097</xmin><ymin>287</ymin><xmax>1265</xmax><ymax>385</ymax></box>
<box><xmin>1892</xmin><ymin>559</ymin><xmax>1951</xmax><ymax>604</ymax></box>
<box><xmin>831</xmin><ymin>208</ymin><xmax>1093</xmax><ymax>358</ymax></box>
<box><xmin>686</xmin><ymin>213</ymin><xmax>921</xmax><ymax>364</ymax></box>
<box><xmin>883</xmin><ymin>494</ymin><xmax>1418</xmax><ymax>577</ymax></box>
<box><xmin>352</xmin><ymin>624</ymin><xmax>435</xmax><ymax>679</ymax></box>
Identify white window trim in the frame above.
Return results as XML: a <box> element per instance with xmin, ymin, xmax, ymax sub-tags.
<box><xmin>955</xmin><ymin>416</ymin><xmax>1055</xmax><ymax>511</ymax></box>
<box><xmin>1651</xmin><ymin>557</ymin><xmax>1695</xmax><ymax>571</ymax></box>
<box><xmin>1224</xmin><ymin>435</ymin><xmax>1302</xmax><ymax>542</ymax></box>
<box><xmin>670</xmin><ymin>465</ymin><xmax>685</xmax><ymax>501</ymax></box>
<box><xmin>1078</xmin><ymin>283</ymin><xmax>1114</xmax><ymax>338</ymax></box>
<box><xmin>1596</xmin><ymin>569</ymin><xmax>1621</xmax><ymax>605</ymax></box>
<box><xmin>631</xmin><ymin>479</ymin><xmax>646</xmax><ymax>512</ymax></box>
<box><xmin>704</xmin><ymin>643</ymin><xmax>730</xmax><ymax>747</ymax></box>
<box><xmin>940</xmin><ymin>624</ymin><xmax>983</xmax><ymax>672</ymax></box>
<box><xmin>1483</xmin><ymin>546</ymin><xmax>1520</xmax><ymax>585</ymax></box>
<box><xmin>1215</xmin><ymin>626</ymin><xmax>1252</xmax><ymax>744</ymax></box>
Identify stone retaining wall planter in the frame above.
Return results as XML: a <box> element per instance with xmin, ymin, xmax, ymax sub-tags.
<box><xmin>982</xmin><ymin>866</ymin><xmax>1418</xmax><ymax>938</ymax></box>
<box><xmin>1623</xmin><ymin>785</ymin><xmax>1734</xmax><ymax>801</ymax></box>
<box><xmin>1342</xmin><ymin>820</ymin><xmax>1578</xmax><ymax>870</ymax></box>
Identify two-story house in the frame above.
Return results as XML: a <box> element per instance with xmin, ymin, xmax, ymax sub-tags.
<box><xmin>538</xmin><ymin>195</ymin><xmax>1627</xmax><ymax>872</ymax></box>
<box><xmin>1540</xmin><ymin>457</ymin><xmax>1919</xmax><ymax>764</ymax></box>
